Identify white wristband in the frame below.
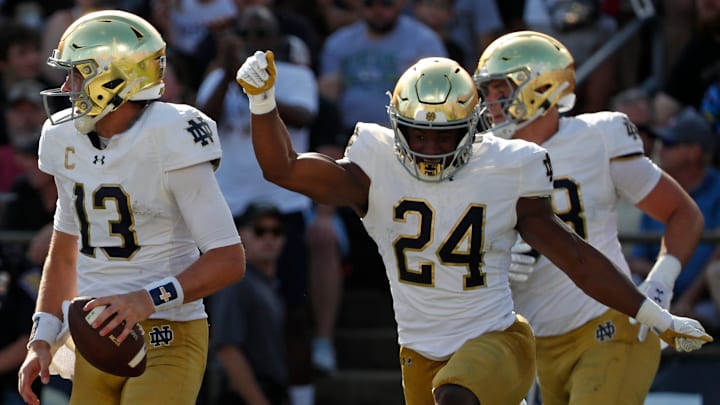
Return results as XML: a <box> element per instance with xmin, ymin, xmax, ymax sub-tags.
<box><xmin>28</xmin><ymin>312</ymin><xmax>63</xmax><ymax>349</ymax></box>
<box><xmin>646</xmin><ymin>254</ymin><xmax>681</xmax><ymax>286</ymax></box>
<box><xmin>635</xmin><ymin>297</ymin><xmax>673</xmax><ymax>332</ymax></box>
<box><xmin>248</xmin><ymin>87</ymin><xmax>277</xmax><ymax>115</ymax></box>
<box><xmin>145</xmin><ymin>276</ymin><xmax>184</xmax><ymax>312</ymax></box>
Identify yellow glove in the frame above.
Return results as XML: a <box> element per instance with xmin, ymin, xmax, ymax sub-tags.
<box><xmin>236</xmin><ymin>50</ymin><xmax>276</xmax><ymax>95</ymax></box>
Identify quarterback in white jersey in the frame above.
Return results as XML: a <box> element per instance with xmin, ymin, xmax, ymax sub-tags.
<box><xmin>39</xmin><ymin>102</ymin><xmax>237</xmax><ymax>321</ymax></box>
<box><xmin>237</xmin><ymin>52</ymin><xmax>712</xmax><ymax>405</ymax></box>
<box><xmin>18</xmin><ymin>11</ymin><xmax>245</xmax><ymax>405</ymax></box>
<box><xmin>476</xmin><ymin>31</ymin><xmax>706</xmax><ymax>405</ymax></box>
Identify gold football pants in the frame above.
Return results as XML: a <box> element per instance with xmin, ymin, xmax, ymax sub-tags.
<box><xmin>400</xmin><ymin>315</ymin><xmax>536</xmax><ymax>405</ymax></box>
<box><xmin>70</xmin><ymin>318</ymin><xmax>208</xmax><ymax>405</ymax></box>
<box><xmin>536</xmin><ymin>309</ymin><xmax>661</xmax><ymax>405</ymax></box>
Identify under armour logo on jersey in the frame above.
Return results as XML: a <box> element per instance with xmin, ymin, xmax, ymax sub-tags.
<box><xmin>595</xmin><ymin>321</ymin><xmax>616</xmax><ymax>342</ymax></box>
<box><xmin>148</xmin><ymin>325</ymin><xmax>174</xmax><ymax>347</ymax></box>
<box><xmin>186</xmin><ymin>117</ymin><xmax>214</xmax><ymax>146</ymax></box>
<box><xmin>93</xmin><ymin>155</ymin><xmax>106</xmax><ymax>165</ymax></box>
<box><xmin>543</xmin><ymin>153</ymin><xmax>553</xmax><ymax>181</ymax></box>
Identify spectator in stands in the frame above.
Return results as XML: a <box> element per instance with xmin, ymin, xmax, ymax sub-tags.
<box><xmin>196</xmin><ymin>6</ymin><xmax>318</xmax><ymax>404</ymax></box>
<box><xmin>162</xmin><ymin>50</ymin><xmax>197</xmax><ymax>104</ymax></box>
<box><xmin>279</xmin><ymin>0</ymin><xmax>362</xmax><ymax>46</ymax></box>
<box><xmin>410</xmin><ymin>0</ymin><xmax>465</xmax><ymax>67</ymax></box>
<box><xmin>40</xmin><ymin>0</ymin><xmax>117</xmax><ymax>85</ymax></box>
<box><xmin>0</xmin><ymin>1</ymin><xmax>40</xmax><ymax>27</ymax></box>
<box><xmin>495</xmin><ymin>0</ymin><xmax>527</xmax><ymax>32</ymax></box>
<box><xmin>237</xmin><ymin>0</ymin><xmax>323</xmax><ymax>73</ymax></box>
<box><xmin>0</xmin><ymin>84</ymin><xmax>54</xmax><ymax>272</ymax></box>
<box><xmin>305</xmin><ymin>96</ymin><xmax>352</xmax><ymax>375</ymax></box>
<box><xmin>151</xmin><ymin>0</ymin><xmax>236</xmax><ymax>91</ymax></box>
<box><xmin>0</xmin><ymin>21</ymin><xmax>48</xmax><ymax>145</ymax></box>
<box><xmin>611</xmin><ymin>86</ymin><xmax>659</xmax><ymax>158</ymax></box>
<box><xmin>0</xmin><ymin>239</ymin><xmax>41</xmax><ymax>405</ymax></box>
<box><xmin>699</xmin><ymin>79</ymin><xmax>720</xmax><ymax>167</ymax></box>
<box><xmin>208</xmin><ymin>202</ymin><xmax>290</xmax><ymax>405</ymax></box>
<box><xmin>657</xmin><ymin>0</ymin><xmax>697</xmax><ymax>79</ymax></box>
<box><xmin>0</xmin><ymin>137</ymin><xmax>55</xmax><ymax>233</ymax></box>
<box><xmin>448</xmin><ymin>0</ymin><xmax>504</xmax><ymax>72</ymax></box>
<box><xmin>629</xmin><ymin>107</ymin><xmax>720</xmax><ymax>332</ymax></box>
<box><xmin>318</xmin><ymin>0</ymin><xmax>446</xmax><ymax>134</ymax></box>
<box><xmin>0</xmin><ymin>80</ymin><xmax>47</xmax><ymax>196</ymax></box>
<box><xmin>653</xmin><ymin>0</ymin><xmax>720</xmax><ymax>125</ymax></box>
<box><xmin>0</xmin><ymin>1</ymin><xmax>67</xmax><ymax>25</ymax></box>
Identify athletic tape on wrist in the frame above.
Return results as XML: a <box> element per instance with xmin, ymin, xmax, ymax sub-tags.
<box><xmin>634</xmin><ymin>297</ymin><xmax>673</xmax><ymax>332</ymax></box>
<box><xmin>27</xmin><ymin>312</ymin><xmax>63</xmax><ymax>348</ymax></box>
<box><xmin>248</xmin><ymin>87</ymin><xmax>276</xmax><ymax>115</ymax></box>
<box><xmin>145</xmin><ymin>276</ymin><xmax>184</xmax><ymax>312</ymax></box>
<box><xmin>647</xmin><ymin>254</ymin><xmax>681</xmax><ymax>286</ymax></box>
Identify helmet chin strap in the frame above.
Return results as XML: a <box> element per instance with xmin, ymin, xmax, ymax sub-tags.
<box><xmin>74</xmin><ymin>104</ymin><xmax>113</xmax><ymax>133</ymax></box>
<box><xmin>74</xmin><ymin>79</ymin><xmax>143</xmax><ymax>134</ymax></box>
<box><xmin>496</xmin><ymin>82</ymin><xmax>573</xmax><ymax>139</ymax></box>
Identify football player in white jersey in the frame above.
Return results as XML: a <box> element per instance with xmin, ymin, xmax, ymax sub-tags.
<box><xmin>17</xmin><ymin>10</ymin><xmax>245</xmax><ymax>405</ymax></box>
<box><xmin>474</xmin><ymin>31</ymin><xmax>706</xmax><ymax>405</ymax></box>
<box><xmin>235</xmin><ymin>51</ymin><xmax>711</xmax><ymax>405</ymax></box>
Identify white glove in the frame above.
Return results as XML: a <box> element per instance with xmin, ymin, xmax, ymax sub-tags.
<box><xmin>236</xmin><ymin>50</ymin><xmax>277</xmax><ymax>114</ymax></box>
<box><xmin>635</xmin><ymin>297</ymin><xmax>713</xmax><ymax>352</ymax></box>
<box><xmin>635</xmin><ymin>279</ymin><xmax>673</xmax><ymax>342</ymax></box>
<box><xmin>508</xmin><ymin>236</ymin><xmax>538</xmax><ymax>283</ymax></box>
<box><xmin>632</xmin><ymin>255</ymin><xmax>680</xmax><ymax>343</ymax></box>
<box><xmin>659</xmin><ymin>315</ymin><xmax>714</xmax><ymax>352</ymax></box>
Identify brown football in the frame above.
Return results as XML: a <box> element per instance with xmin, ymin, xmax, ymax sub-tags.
<box><xmin>67</xmin><ymin>297</ymin><xmax>147</xmax><ymax>377</ymax></box>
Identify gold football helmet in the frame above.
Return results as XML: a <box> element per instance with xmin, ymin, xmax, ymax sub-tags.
<box><xmin>473</xmin><ymin>31</ymin><xmax>575</xmax><ymax>138</ymax></box>
<box><xmin>388</xmin><ymin>57</ymin><xmax>480</xmax><ymax>182</ymax></box>
<box><xmin>42</xmin><ymin>10</ymin><xmax>166</xmax><ymax>133</ymax></box>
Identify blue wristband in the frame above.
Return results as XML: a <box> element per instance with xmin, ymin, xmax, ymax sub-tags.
<box><xmin>145</xmin><ymin>277</ymin><xmax>184</xmax><ymax>312</ymax></box>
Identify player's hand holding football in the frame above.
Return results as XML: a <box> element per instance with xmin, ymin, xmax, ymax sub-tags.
<box><xmin>85</xmin><ymin>290</ymin><xmax>155</xmax><ymax>344</ymax></box>
<box><xmin>236</xmin><ymin>50</ymin><xmax>277</xmax><ymax>114</ymax></box>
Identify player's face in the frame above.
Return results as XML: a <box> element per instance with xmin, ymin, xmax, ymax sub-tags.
<box><xmin>403</xmin><ymin>127</ymin><xmax>463</xmax><ymax>158</ymax></box>
<box><xmin>481</xmin><ymin>79</ymin><xmax>513</xmax><ymax>125</ymax></box>
<box><xmin>658</xmin><ymin>141</ymin><xmax>693</xmax><ymax>175</ymax></box>
<box><xmin>61</xmin><ymin>68</ymin><xmax>85</xmax><ymax>93</ymax></box>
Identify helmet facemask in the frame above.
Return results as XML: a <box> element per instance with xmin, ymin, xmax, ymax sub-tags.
<box><xmin>474</xmin><ymin>31</ymin><xmax>576</xmax><ymax>139</ymax></box>
<box><xmin>390</xmin><ymin>118</ymin><xmax>477</xmax><ymax>182</ymax></box>
<box><xmin>41</xmin><ymin>10</ymin><xmax>166</xmax><ymax>133</ymax></box>
<box><xmin>388</xmin><ymin>57</ymin><xmax>480</xmax><ymax>182</ymax></box>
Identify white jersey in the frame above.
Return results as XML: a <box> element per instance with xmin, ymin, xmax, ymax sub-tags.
<box><xmin>346</xmin><ymin>123</ymin><xmax>553</xmax><ymax>360</ymax></box>
<box><xmin>39</xmin><ymin>102</ymin><xmax>235</xmax><ymax>321</ymax></box>
<box><xmin>511</xmin><ymin>111</ymin><xmax>656</xmax><ymax>336</ymax></box>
